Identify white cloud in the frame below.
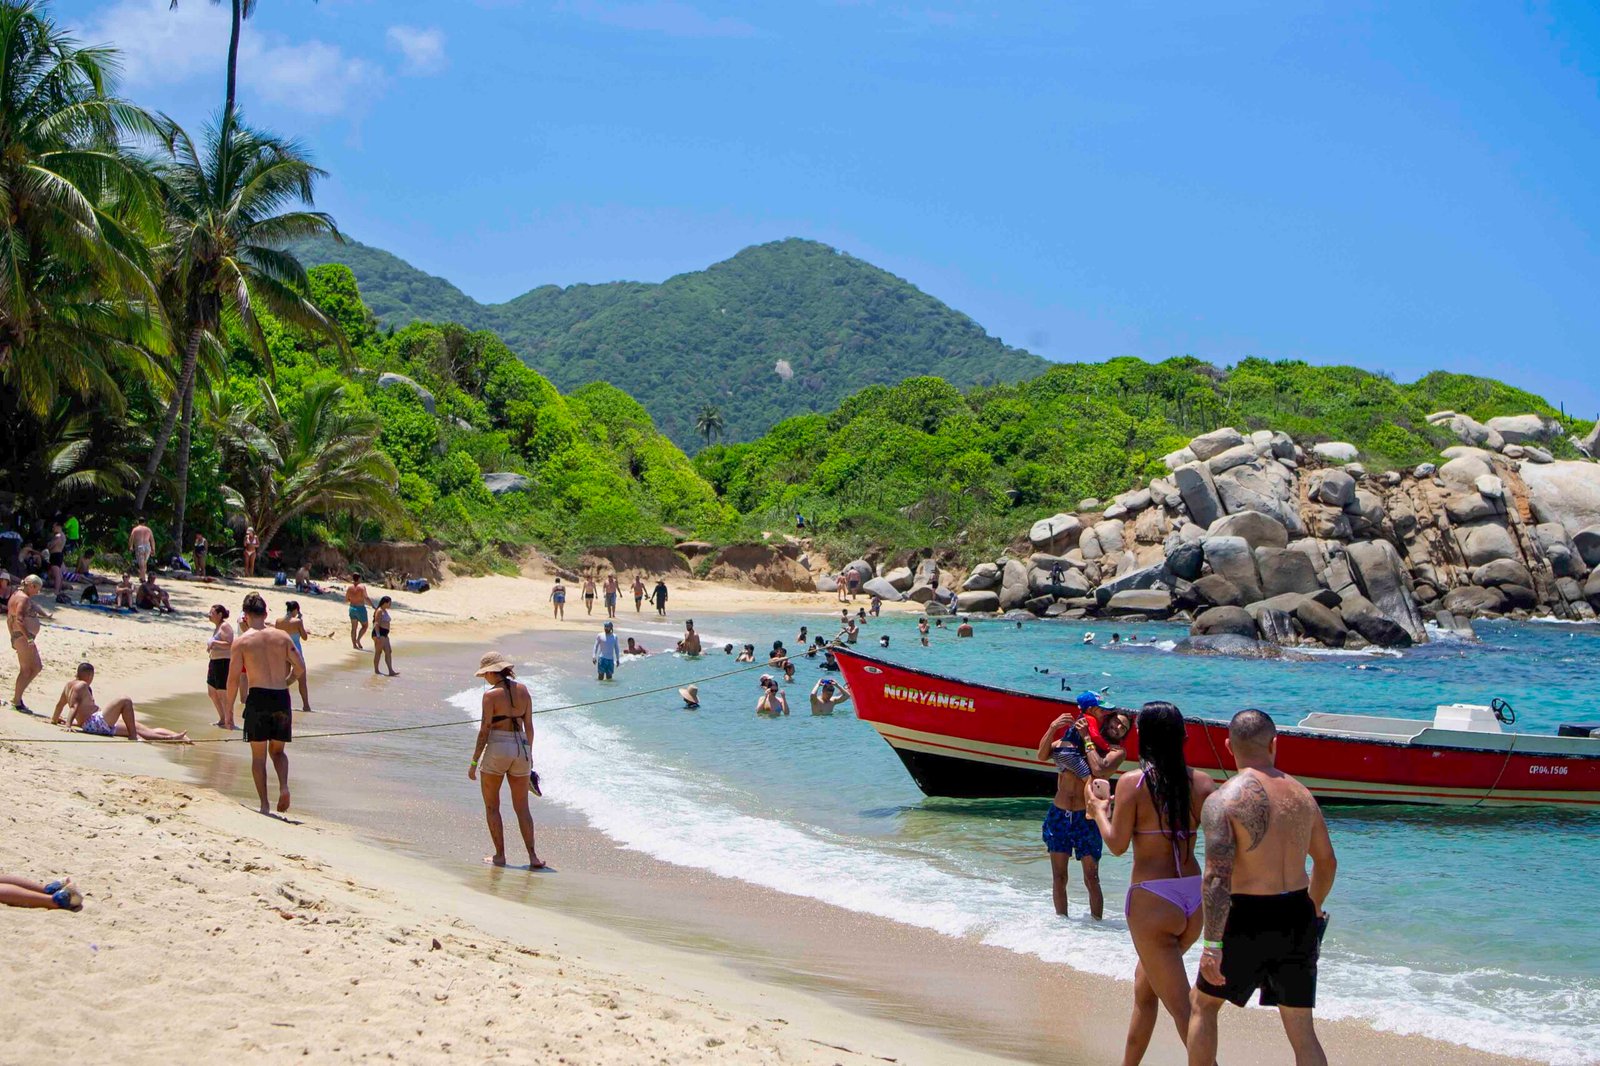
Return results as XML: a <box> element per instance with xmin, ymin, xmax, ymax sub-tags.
<box><xmin>386</xmin><ymin>25</ymin><xmax>447</xmax><ymax>76</ymax></box>
<box><xmin>560</xmin><ymin>1</ymin><xmax>759</xmax><ymax>39</ymax></box>
<box><xmin>77</xmin><ymin>0</ymin><xmax>381</xmax><ymax>118</ymax></box>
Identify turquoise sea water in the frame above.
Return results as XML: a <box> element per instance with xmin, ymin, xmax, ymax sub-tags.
<box><xmin>451</xmin><ymin>612</ymin><xmax>1600</xmax><ymax>1064</ymax></box>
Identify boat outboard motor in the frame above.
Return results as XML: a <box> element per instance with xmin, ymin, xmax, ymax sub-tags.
<box><xmin>1557</xmin><ymin>723</ymin><xmax>1600</xmax><ymax>739</ymax></box>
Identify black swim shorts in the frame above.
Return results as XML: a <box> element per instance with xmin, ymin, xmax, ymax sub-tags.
<box><xmin>242</xmin><ymin>687</ymin><xmax>293</xmax><ymax>743</ymax></box>
<box><xmin>1195</xmin><ymin>888</ymin><xmax>1327</xmax><ymax>1009</ymax></box>
<box><xmin>206</xmin><ymin>657</ymin><xmax>230</xmax><ymax>691</ymax></box>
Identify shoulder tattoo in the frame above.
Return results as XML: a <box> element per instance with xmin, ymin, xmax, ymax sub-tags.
<box><xmin>1228</xmin><ymin>774</ymin><xmax>1271</xmax><ymax>851</ymax></box>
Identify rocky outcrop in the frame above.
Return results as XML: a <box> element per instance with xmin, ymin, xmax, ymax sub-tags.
<box><xmin>702</xmin><ymin>544</ymin><xmax>810</xmax><ymax>590</ymax></box>
<box><xmin>482</xmin><ymin>472</ymin><xmax>531</xmax><ymax>496</ymax></box>
<box><xmin>861</xmin><ymin>577</ymin><xmax>905</xmax><ymax>602</ymax></box>
<box><xmin>377</xmin><ymin>372</ymin><xmax>436</xmax><ymax>414</ymax></box>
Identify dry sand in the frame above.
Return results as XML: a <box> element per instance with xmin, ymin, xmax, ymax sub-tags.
<box><xmin>0</xmin><ymin>570</ymin><xmax>1536</xmax><ymax>1064</ymax></box>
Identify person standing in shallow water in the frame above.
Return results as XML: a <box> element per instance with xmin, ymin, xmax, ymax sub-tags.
<box><xmin>593</xmin><ymin>620</ymin><xmax>619</xmax><ymax>680</ymax></box>
<box><xmin>226</xmin><ymin>593</ymin><xmax>299</xmax><ymax>815</ymax></box>
<box><xmin>372</xmin><ymin>596</ymin><xmax>398</xmax><ymax>677</ymax></box>
<box><xmin>345</xmin><ymin>574</ymin><xmax>373</xmax><ymax>649</ymax></box>
<box><xmin>1088</xmin><ymin>703</ymin><xmax>1215</xmax><ymax>1065</ymax></box>
<box><xmin>468</xmin><ymin>651</ymin><xmax>543</xmax><ymax>869</ymax></box>
<box><xmin>1037</xmin><ymin>692</ymin><xmax>1126</xmax><ymax>919</ymax></box>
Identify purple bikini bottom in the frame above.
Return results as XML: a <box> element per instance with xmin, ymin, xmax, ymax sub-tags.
<box><xmin>1125</xmin><ymin>874</ymin><xmax>1203</xmax><ymax>918</ymax></box>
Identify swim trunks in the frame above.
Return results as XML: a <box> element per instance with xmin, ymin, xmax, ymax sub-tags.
<box><xmin>1042</xmin><ymin>805</ymin><xmax>1103</xmax><ymax>861</ymax></box>
<box><xmin>1195</xmin><ymin>888</ymin><xmax>1326</xmax><ymax>1009</ymax></box>
<box><xmin>242</xmin><ymin>687</ymin><xmax>293</xmax><ymax>743</ymax></box>
<box><xmin>206</xmin><ymin>657</ymin><xmax>230</xmax><ymax>691</ymax></box>
<box><xmin>348</xmin><ymin>605</ymin><xmax>368</xmax><ymax>622</ymax></box>
<box><xmin>604</xmin><ymin>593</ymin><xmax>617</xmax><ymax>606</ymax></box>
<box><xmin>48</xmin><ymin>551</ymin><xmax>64</xmax><ymax>568</ymax></box>
<box><xmin>134</xmin><ymin>543</ymin><xmax>151</xmax><ymax>561</ymax></box>
<box><xmin>83</xmin><ymin>711</ymin><xmax>115</xmax><ymax>737</ymax></box>
<box><xmin>596</xmin><ymin>656</ymin><xmax>615</xmax><ymax>679</ymax></box>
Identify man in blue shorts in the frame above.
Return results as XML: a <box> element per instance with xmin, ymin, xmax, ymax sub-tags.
<box><xmin>592</xmin><ymin>620</ymin><xmax>619</xmax><ymax>681</ymax></box>
<box><xmin>1036</xmin><ymin>692</ymin><xmax>1128</xmax><ymax>918</ymax></box>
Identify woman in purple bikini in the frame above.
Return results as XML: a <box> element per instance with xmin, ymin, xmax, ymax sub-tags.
<box><xmin>1087</xmin><ymin>702</ymin><xmax>1217</xmax><ymax>1066</ymax></box>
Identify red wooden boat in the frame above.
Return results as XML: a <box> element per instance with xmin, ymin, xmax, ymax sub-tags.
<box><xmin>833</xmin><ymin>647</ymin><xmax>1600</xmax><ymax>808</ymax></box>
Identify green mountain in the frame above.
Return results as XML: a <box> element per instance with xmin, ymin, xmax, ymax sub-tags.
<box><xmin>285</xmin><ymin>235</ymin><xmax>1050</xmax><ymax>447</ymax></box>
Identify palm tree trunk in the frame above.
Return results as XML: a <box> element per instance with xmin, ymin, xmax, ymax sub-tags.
<box><xmin>133</xmin><ymin>325</ymin><xmax>205</xmax><ymax>512</ymax></box>
<box><xmin>172</xmin><ymin>379</ymin><xmax>195</xmax><ymax>555</ymax></box>
<box><xmin>224</xmin><ymin>0</ymin><xmax>242</xmax><ymax>121</ymax></box>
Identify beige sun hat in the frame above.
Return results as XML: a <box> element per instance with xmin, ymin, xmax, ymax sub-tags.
<box><xmin>679</xmin><ymin>684</ymin><xmax>699</xmax><ymax>705</ymax></box>
<box><xmin>475</xmin><ymin>650</ymin><xmax>516</xmax><ymax>678</ymax></box>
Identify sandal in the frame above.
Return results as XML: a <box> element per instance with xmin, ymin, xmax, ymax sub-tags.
<box><xmin>52</xmin><ymin>886</ymin><xmax>83</xmax><ymax>912</ymax></box>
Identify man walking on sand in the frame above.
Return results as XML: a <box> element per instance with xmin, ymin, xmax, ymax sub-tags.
<box><xmin>7</xmin><ymin>575</ymin><xmax>51</xmax><ymax>713</ymax></box>
<box><xmin>603</xmin><ymin>573</ymin><xmax>619</xmax><ymax>619</ymax></box>
<box><xmin>227</xmin><ymin>593</ymin><xmax>301</xmax><ymax>815</ymax></box>
<box><xmin>631</xmin><ymin>574</ymin><xmax>646</xmax><ymax>614</ymax></box>
<box><xmin>129</xmin><ymin>518</ymin><xmax>155</xmax><ymax>581</ymax></box>
<box><xmin>345</xmin><ymin>574</ymin><xmax>373</xmax><ymax>649</ymax></box>
<box><xmin>1189</xmin><ymin>709</ymin><xmax>1337</xmax><ymax>1066</ymax></box>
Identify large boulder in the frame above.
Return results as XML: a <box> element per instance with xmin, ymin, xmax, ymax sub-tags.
<box><xmin>1190</xmin><ymin>605</ymin><xmax>1258</xmax><ymax>638</ymax></box>
<box><xmin>1106</xmin><ymin>589</ymin><xmax>1173</xmax><ymax>618</ymax></box>
<box><xmin>1189</xmin><ymin>427</ymin><xmax>1247</xmax><ymax>462</ymax></box>
<box><xmin>1577</xmin><ymin>423</ymin><xmax>1600</xmax><ymax>458</ymax></box>
<box><xmin>482</xmin><ymin>472</ymin><xmax>531</xmax><ymax>496</ymax></box>
<box><xmin>1242</xmin><ymin>592</ymin><xmax>1313</xmax><ymax>621</ymax></box>
<box><xmin>1293</xmin><ymin>599</ymin><xmax>1348</xmax><ymax>647</ymax></box>
<box><xmin>1457</xmin><ymin>522</ymin><xmax>1517</xmax><ymax>567</ymax></box>
<box><xmin>844</xmin><ymin>559</ymin><xmax>875</xmax><ymax>583</ymax></box>
<box><xmin>962</xmin><ymin>563</ymin><xmax>1001</xmax><ymax>591</ymax></box>
<box><xmin>1499</xmin><ymin>584</ymin><xmax>1538</xmax><ymax>611</ymax></box>
<box><xmin>1165</xmin><ymin>540</ymin><xmax>1205</xmax><ymax>581</ymax></box>
<box><xmin>882</xmin><ymin>566</ymin><xmax>915</xmax><ymax>592</ymax></box>
<box><xmin>1202</xmin><ymin>536</ymin><xmax>1264</xmax><ymax>603</ymax></box>
<box><xmin>1029</xmin><ymin>513</ymin><xmax>1083</xmax><ymax>553</ymax></box>
<box><xmin>1190</xmin><ymin>574</ymin><xmax>1245</xmax><ymax>607</ymax></box>
<box><xmin>1208</xmin><ymin>511</ymin><xmax>1289</xmax><ymax>551</ymax></box>
<box><xmin>861</xmin><ymin>577</ymin><xmax>905</xmax><ymax>602</ymax></box>
<box><xmin>1345</xmin><ymin>540</ymin><xmax>1427</xmax><ymax>643</ymax></box>
<box><xmin>813</xmin><ymin>575</ymin><xmax>838</xmax><ymax>593</ymax></box>
<box><xmin>1256</xmin><ymin>547</ymin><xmax>1321</xmax><ymax>598</ymax></box>
<box><xmin>1533</xmin><ymin>523</ymin><xmax>1588</xmax><ymax>579</ymax></box>
<box><xmin>1519</xmin><ymin>463</ymin><xmax>1600</xmax><ymax>538</ymax></box>
<box><xmin>1439</xmin><ymin>454</ymin><xmax>1495</xmax><ymax>491</ymax></box>
<box><xmin>1445</xmin><ymin>492</ymin><xmax>1500</xmax><ymax>524</ymax></box>
<box><xmin>1441</xmin><ymin>585</ymin><xmax>1507</xmax><ymax>616</ymax></box>
<box><xmin>1345</xmin><ymin>490</ymin><xmax>1386</xmax><ymax>534</ymax></box>
<box><xmin>1574</xmin><ymin>527</ymin><xmax>1600</xmax><ymax>568</ymax></box>
<box><xmin>1485</xmin><ymin>414</ymin><xmax>1559</xmax><ymax>445</ymax></box>
<box><xmin>1472</xmin><ymin>559</ymin><xmax>1534</xmax><ymax>589</ymax></box>
<box><xmin>1214</xmin><ymin>464</ymin><xmax>1304</xmax><ymax>534</ymax></box>
<box><xmin>1338</xmin><ymin>592</ymin><xmax>1414</xmax><ymax>648</ymax></box>
<box><xmin>1112</xmin><ymin>487</ymin><xmax>1153</xmax><ymax>515</ymax></box>
<box><xmin>955</xmin><ymin>590</ymin><xmax>1001</xmax><ymax>613</ymax></box>
<box><xmin>1207</xmin><ymin>443</ymin><xmax>1260</xmax><ymax>474</ymax></box>
<box><xmin>1587</xmin><ymin>569</ymin><xmax>1600</xmax><ymax>607</ymax></box>
<box><xmin>1309</xmin><ymin>469</ymin><xmax>1356</xmax><ymax>508</ymax></box>
<box><xmin>377</xmin><ymin>371</ymin><xmax>436</xmax><ymax>414</ymax></box>
<box><xmin>1162</xmin><ymin>446</ymin><xmax>1198</xmax><ymax>471</ymax></box>
<box><xmin>1441</xmin><ymin>413</ymin><xmax>1503</xmax><ymax>451</ymax></box>
<box><xmin>1312</xmin><ymin>441</ymin><xmax>1358</xmax><ymax>463</ymax></box>
<box><xmin>1174</xmin><ymin>462</ymin><xmax>1224</xmax><ymax>528</ymax></box>
<box><xmin>998</xmin><ymin>559</ymin><xmax>1031</xmax><ymax>611</ymax></box>
<box><xmin>1095</xmin><ymin>562</ymin><xmax>1169</xmax><ymax>602</ymax></box>
<box><xmin>1081</xmin><ymin>519</ymin><xmax>1126</xmax><ymax>560</ymax></box>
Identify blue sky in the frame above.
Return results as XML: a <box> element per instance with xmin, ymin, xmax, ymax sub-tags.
<box><xmin>61</xmin><ymin>0</ymin><xmax>1600</xmax><ymax>418</ymax></box>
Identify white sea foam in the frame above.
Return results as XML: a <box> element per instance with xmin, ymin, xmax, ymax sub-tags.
<box><xmin>441</xmin><ymin>674</ymin><xmax>1600</xmax><ymax>1065</ymax></box>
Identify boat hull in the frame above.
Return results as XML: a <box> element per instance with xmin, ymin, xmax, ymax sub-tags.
<box><xmin>834</xmin><ymin>648</ymin><xmax>1600</xmax><ymax>808</ymax></box>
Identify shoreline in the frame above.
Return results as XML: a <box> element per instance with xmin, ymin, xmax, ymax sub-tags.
<box><xmin>0</xmin><ymin>572</ymin><xmax>1544</xmax><ymax>1064</ymax></box>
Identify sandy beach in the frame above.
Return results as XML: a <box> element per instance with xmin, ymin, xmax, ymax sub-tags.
<box><xmin>0</xmin><ymin>570</ymin><xmax>1540</xmax><ymax>1065</ymax></box>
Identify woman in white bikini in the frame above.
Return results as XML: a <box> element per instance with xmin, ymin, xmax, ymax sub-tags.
<box><xmin>205</xmin><ymin>604</ymin><xmax>234</xmax><ymax>729</ymax></box>
<box><xmin>1087</xmin><ymin>702</ymin><xmax>1217</xmax><ymax>1066</ymax></box>
<box><xmin>467</xmin><ymin>651</ymin><xmax>543</xmax><ymax>869</ymax></box>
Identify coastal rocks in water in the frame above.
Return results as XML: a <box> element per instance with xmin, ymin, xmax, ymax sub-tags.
<box><xmin>1256</xmin><ymin>547</ymin><xmax>1321</xmax><ymax>598</ymax></box>
<box><xmin>1442</xmin><ymin>585</ymin><xmax>1506</xmax><ymax>616</ymax></box>
<box><xmin>962</xmin><ymin>562</ymin><xmax>1001</xmax><ymax>591</ymax></box>
<box><xmin>1190</xmin><ymin>605</ymin><xmax>1257</xmax><ymax>638</ymax></box>
<box><xmin>1105</xmin><ymin>589</ymin><xmax>1173</xmax><ymax>618</ymax></box>
<box><xmin>1028</xmin><ymin>513</ymin><xmax>1082</xmax><ymax>552</ymax></box>
<box><xmin>1208</xmin><ymin>511</ymin><xmax>1289</xmax><ymax>551</ymax></box>
<box><xmin>1457</xmin><ymin>522</ymin><xmax>1517</xmax><ymax>567</ymax></box>
<box><xmin>1587</xmin><ymin>569</ymin><xmax>1600</xmax><ymax>606</ymax></box>
<box><xmin>1189</xmin><ymin>427</ymin><xmax>1247</xmax><ymax>462</ymax></box>
<box><xmin>1202</xmin><ymin>536</ymin><xmax>1264</xmax><ymax>604</ymax></box>
<box><xmin>1174</xmin><ymin>462</ymin><xmax>1224</xmax><ymax>528</ymax></box>
<box><xmin>1293</xmin><ymin>599</ymin><xmax>1348</xmax><ymax>647</ymax></box>
<box><xmin>1188</xmin><ymin>574</ymin><xmax>1245</xmax><ymax>608</ymax></box>
<box><xmin>1311</xmin><ymin>441</ymin><xmax>1358</xmax><ymax>463</ymax></box>
<box><xmin>1574</xmin><ymin>527</ymin><xmax>1600</xmax><ymax>568</ymax></box>
<box><xmin>882</xmin><ymin>566</ymin><xmax>915</xmax><ymax>592</ymax></box>
<box><xmin>482</xmin><ymin>472</ymin><xmax>531</xmax><ymax>496</ymax></box>
<box><xmin>1338</xmin><ymin>591</ymin><xmax>1414</xmax><ymax>648</ymax></box>
<box><xmin>1485</xmin><ymin>414</ymin><xmax>1559</xmax><ymax>445</ymax></box>
<box><xmin>1095</xmin><ymin>563</ymin><xmax>1169</xmax><ymax>605</ymax></box>
<box><xmin>1533</xmin><ymin>524</ymin><xmax>1588</xmax><ymax>579</ymax></box>
<box><xmin>1345</xmin><ymin>540</ymin><xmax>1426</xmax><ymax>643</ymax></box>
<box><xmin>1173</xmin><ymin>633</ymin><xmax>1285</xmax><ymax>659</ymax></box>
<box><xmin>998</xmin><ymin>559</ymin><xmax>1031</xmax><ymax>610</ymax></box>
<box><xmin>955</xmin><ymin>590</ymin><xmax>1001</xmax><ymax>613</ymax></box>
<box><xmin>1472</xmin><ymin>559</ymin><xmax>1534</xmax><ymax>589</ymax></box>
<box><xmin>1165</xmin><ymin>540</ymin><xmax>1205</xmax><ymax>581</ymax></box>
<box><xmin>1309</xmin><ymin>469</ymin><xmax>1356</xmax><ymax>508</ymax></box>
<box><xmin>377</xmin><ymin>371</ymin><xmax>437</xmax><ymax>414</ymax></box>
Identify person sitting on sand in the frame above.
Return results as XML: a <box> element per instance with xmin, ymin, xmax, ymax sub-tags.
<box><xmin>113</xmin><ymin>572</ymin><xmax>134</xmax><ymax>610</ymax></box>
<box><xmin>469</xmin><ymin>651</ymin><xmax>543</xmax><ymax>869</ymax></box>
<box><xmin>372</xmin><ymin>596</ymin><xmax>398</xmax><ymax>677</ymax></box>
<box><xmin>623</xmin><ymin>637</ymin><xmax>648</xmax><ymax>656</ymax></box>
<box><xmin>136</xmin><ymin>573</ymin><xmax>172</xmax><ymax>612</ymax></box>
<box><xmin>226</xmin><ymin>593</ymin><xmax>299</xmax><ymax>815</ymax></box>
<box><xmin>0</xmin><ymin>872</ymin><xmax>83</xmax><ymax>912</ymax></box>
<box><xmin>736</xmin><ymin>643</ymin><xmax>755</xmax><ymax>663</ymax></box>
<box><xmin>676</xmin><ymin>618</ymin><xmax>701</xmax><ymax>656</ymax></box>
<box><xmin>755</xmin><ymin>674</ymin><xmax>789</xmax><ymax>716</ymax></box>
<box><xmin>52</xmin><ymin>663</ymin><xmax>190</xmax><ymax>743</ymax></box>
<box><xmin>957</xmin><ymin>617</ymin><xmax>974</xmax><ymax>638</ymax></box>
<box><xmin>205</xmin><ymin>604</ymin><xmax>236</xmax><ymax>729</ymax></box>
<box><xmin>809</xmin><ymin>677</ymin><xmax>851</xmax><ymax>715</ymax></box>
<box><xmin>678</xmin><ymin>684</ymin><xmax>700</xmax><ymax>709</ymax></box>
<box><xmin>345</xmin><ymin>575</ymin><xmax>374</xmax><ymax>649</ymax></box>
<box><xmin>275</xmin><ymin>602</ymin><xmax>313</xmax><ymax>713</ymax></box>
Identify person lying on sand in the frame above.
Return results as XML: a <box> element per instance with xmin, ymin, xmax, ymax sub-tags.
<box><xmin>51</xmin><ymin>663</ymin><xmax>191</xmax><ymax>743</ymax></box>
<box><xmin>0</xmin><ymin>872</ymin><xmax>82</xmax><ymax>912</ymax></box>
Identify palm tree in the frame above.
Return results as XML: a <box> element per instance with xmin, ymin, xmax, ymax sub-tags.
<box><xmin>0</xmin><ymin>399</ymin><xmax>145</xmax><ymax>517</ymax></box>
<box><xmin>133</xmin><ymin>111</ymin><xmax>344</xmax><ymax>552</ymax></box>
<box><xmin>695</xmin><ymin>403</ymin><xmax>725</xmax><ymax>447</ymax></box>
<box><xmin>219</xmin><ymin>380</ymin><xmax>401</xmax><ymax>553</ymax></box>
<box><xmin>167</xmin><ymin>1</ymin><xmax>316</xmax><ymax>122</ymax></box>
<box><xmin>0</xmin><ymin>1</ymin><xmax>166</xmax><ymax>415</ymax></box>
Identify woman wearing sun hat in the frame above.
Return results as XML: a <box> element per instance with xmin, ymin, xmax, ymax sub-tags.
<box><xmin>468</xmin><ymin>651</ymin><xmax>544</xmax><ymax>869</ymax></box>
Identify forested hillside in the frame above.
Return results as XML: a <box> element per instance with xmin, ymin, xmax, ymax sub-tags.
<box><xmin>287</xmin><ymin>235</ymin><xmax>1049</xmax><ymax>447</ymax></box>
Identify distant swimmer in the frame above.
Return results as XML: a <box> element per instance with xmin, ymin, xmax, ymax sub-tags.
<box><xmin>593</xmin><ymin>620</ymin><xmax>620</xmax><ymax>680</ymax></box>
<box><xmin>227</xmin><ymin>593</ymin><xmax>300</xmax><ymax>815</ymax></box>
<box><xmin>878</xmin><ymin>634</ymin><xmax>890</xmax><ymax>648</ymax></box>
<box><xmin>1083</xmin><ymin>632</ymin><xmax>1096</xmax><ymax>645</ymax></box>
<box><xmin>797</xmin><ymin>625</ymin><xmax>809</xmax><ymax>646</ymax></box>
<box><xmin>736</xmin><ymin>643</ymin><xmax>755</xmax><ymax>662</ymax></box>
<box><xmin>1189</xmin><ymin>709</ymin><xmax>1337</xmax><ymax>1066</ymax></box>
<box><xmin>676</xmin><ymin>618</ymin><xmax>701</xmax><ymax>656</ymax></box>
<box><xmin>755</xmin><ymin>674</ymin><xmax>790</xmax><ymax>716</ymax></box>
<box><xmin>623</xmin><ymin>637</ymin><xmax>649</xmax><ymax>657</ymax></box>
<box><xmin>1111</xmin><ymin>633</ymin><xmax>1122</xmax><ymax>645</ymax></box>
<box><xmin>769</xmin><ymin>641</ymin><xmax>795</xmax><ymax>682</ymax></box>
<box><xmin>52</xmin><ymin>662</ymin><xmax>190</xmax><ymax>743</ymax></box>
<box><xmin>809</xmin><ymin>677</ymin><xmax>851</xmax><ymax>715</ymax></box>
<box><xmin>469</xmin><ymin>651</ymin><xmax>543</xmax><ymax>870</ymax></box>
<box><xmin>549</xmin><ymin>577</ymin><xmax>567</xmax><ymax>621</ymax></box>
<box><xmin>678</xmin><ymin>684</ymin><xmax>700</xmax><ymax>709</ymax></box>
<box><xmin>957</xmin><ymin>617</ymin><xmax>974</xmax><ymax>638</ymax></box>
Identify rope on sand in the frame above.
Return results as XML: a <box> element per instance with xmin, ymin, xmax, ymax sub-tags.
<box><xmin>0</xmin><ymin>661</ymin><xmax>775</xmax><ymax>745</ymax></box>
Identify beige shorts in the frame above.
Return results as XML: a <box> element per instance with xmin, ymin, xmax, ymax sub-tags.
<box><xmin>480</xmin><ymin>731</ymin><xmax>531</xmax><ymax>777</ymax></box>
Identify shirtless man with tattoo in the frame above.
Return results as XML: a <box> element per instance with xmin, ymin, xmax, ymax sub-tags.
<box><xmin>1188</xmin><ymin>709</ymin><xmax>1337</xmax><ymax>1066</ymax></box>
